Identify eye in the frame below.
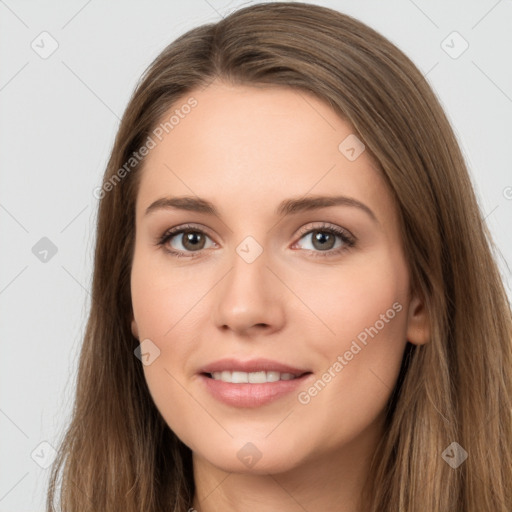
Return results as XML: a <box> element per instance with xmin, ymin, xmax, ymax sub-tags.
<box><xmin>293</xmin><ymin>223</ymin><xmax>356</xmax><ymax>257</ymax></box>
<box><xmin>157</xmin><ymin>224</ymin><xmax>216</xmax><ymax>257</ymax></box>
<box><xmin>156</xmin><ymin>222</ymin><xmax>356</xmax><ymax>259</ymax></box>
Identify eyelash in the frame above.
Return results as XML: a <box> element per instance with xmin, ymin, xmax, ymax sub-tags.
<box><xmin>156</xmin><ymin>222</ymin><xmax>356</xmax><ymax>259</ymax></box>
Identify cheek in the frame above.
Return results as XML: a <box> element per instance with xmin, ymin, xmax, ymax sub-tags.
<box><xmin>131</xmin><ymin>253</ymin><xmax>213</xmax><ymax>448</ymax></box>
<box><xmin>130</xmin><ymin>247</ymin><xmax>201</xmax><ymax>339</ymax></box>
<box><xmin>293</xmin><ymin>253</ymin><xmax>409</xmax><ymax>445</ymax></box>
<box><xmin>296</xmin><ymin>249</ymin><xmax>409</xmax><ymax>358</ymax></box>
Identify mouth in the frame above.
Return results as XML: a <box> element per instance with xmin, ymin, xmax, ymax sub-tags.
<box><xmin>202</xmin><ymin>370</ymin><xmax>311</xmax><ymax>383</ymax></box>
<box><xmin>197</xmin><ymin>358</ymin><xmax>313</xmax><ymax>407</ymax></box>
<box><xmin>199</xmin><ymin>371</ymin><xmax>313</xmax><ymax>408</ymax></box>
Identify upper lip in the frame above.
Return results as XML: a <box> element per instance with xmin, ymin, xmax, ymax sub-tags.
<box><xmin>199</xmin><ymin>358</ymin><xmax>311</xmax><ymax>377</ymax></box>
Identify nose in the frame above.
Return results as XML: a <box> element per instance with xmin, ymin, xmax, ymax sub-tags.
<box><xmin>212</xmin><ymin>248</ymin><xmax>286</xmax><ymax>336</ymax></box>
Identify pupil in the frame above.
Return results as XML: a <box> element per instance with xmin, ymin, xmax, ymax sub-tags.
<box><xmin>313</xmin><ymin>231</ymin><xmax>334</xmax><ymax>250</ymax></box>
<box><xmin>184</xmin><ymin>231</ymin><xmax>204</xmax><ymax>250</ymax></box>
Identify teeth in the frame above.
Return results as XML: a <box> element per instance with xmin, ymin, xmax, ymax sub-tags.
<box><xmin>210</xmin><ymin>371</ymin><xmax>298</xmax><ymax>383</ymax></box>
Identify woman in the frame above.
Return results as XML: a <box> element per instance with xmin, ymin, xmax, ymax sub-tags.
<box><xmin>46</xmin><ymin>2</ymin><xmax>512</xmax><ymax>511</ymax></box>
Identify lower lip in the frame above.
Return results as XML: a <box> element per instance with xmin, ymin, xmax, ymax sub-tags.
<box><xmin>199</xmin><ymin>373</ymin><xmax>312</xmax><ymax>408</ymax></box>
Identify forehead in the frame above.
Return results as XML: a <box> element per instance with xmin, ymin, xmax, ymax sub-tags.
<box><xmin>135</xmin><ymin>82</ymin><xmax>393</xmax><ymax>223</ymax></box>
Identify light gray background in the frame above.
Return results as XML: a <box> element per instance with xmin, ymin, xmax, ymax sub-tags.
<box><xmin>1</xmin><ymin>0</ymin><xmax>511</xmax><ymax>510</ymax></box>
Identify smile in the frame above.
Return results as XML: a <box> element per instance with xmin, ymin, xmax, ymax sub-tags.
<box><xmin>207</xmin><ymin>370</ymin><xmax>302</xmax><ymax>383</ymax></box>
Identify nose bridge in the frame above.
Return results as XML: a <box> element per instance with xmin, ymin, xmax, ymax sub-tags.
<box><xmin>212</xmin><ymin>237</ymin><xmax>285</xmax><ymax>333</ymax></box>
<box><xmin>231</xmin><ymin>241</ymin><xmax>268</xmax><ymax>290</ymax></box>
<box><xmin>222</xmin><ymin>240</ymin><xmax>271</xmax><ymax>307</ymax></box>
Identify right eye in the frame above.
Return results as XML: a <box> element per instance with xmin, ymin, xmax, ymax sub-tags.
<box><xmin>157</xmin><ymin>225</ymin><xmax>217</xmax><ymax>258</ymax></box>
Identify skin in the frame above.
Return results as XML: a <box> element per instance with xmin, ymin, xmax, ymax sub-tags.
<box><xmin>130</xmin><ymin>80</ymin><xmax>429</xmax><ymax>512</ymax></box>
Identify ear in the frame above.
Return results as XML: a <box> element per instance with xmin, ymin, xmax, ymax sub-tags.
<box><xmin>405</xmin><ymin>289</ymin><xmax>430</xmax><ymax>346</ymax></box>
<box><xmin>131</xmin><ymin>318</ymin><xmax>139</xmax><ymax>340</ymax></box>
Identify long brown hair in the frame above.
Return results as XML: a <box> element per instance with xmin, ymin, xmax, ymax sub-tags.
<box><xmin>46</xmin><ymin>3</ymin><xmax>512</xmax><ymax>510</ymax></box>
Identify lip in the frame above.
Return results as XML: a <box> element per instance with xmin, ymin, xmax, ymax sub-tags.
<box><xmin>199</xmin><ymin>357</ymin><xmax>310</xmax><ymax>375</ymax></box>
<box><xmin>198</xmin><ymin>358</ymin><xmax>313</xmax><ymax>408</ymax></box>
<box><xmin>199</xmin><ymin>374</ymin><xmax>313</xmax><ymax>408</ymax></box>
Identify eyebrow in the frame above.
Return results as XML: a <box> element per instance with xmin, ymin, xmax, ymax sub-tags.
<box><xmin>144</xmin><ymin>194</ymin><xmax>378</xmax><ymax>224</ymax></box>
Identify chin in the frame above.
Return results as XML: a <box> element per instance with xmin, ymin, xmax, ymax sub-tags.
<box><xmin>191</xmin><ymin>435</ymin><xmax>309</xmax><ymax>475</ymax></box>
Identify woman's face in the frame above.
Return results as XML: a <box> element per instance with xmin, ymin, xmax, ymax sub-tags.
<box><xmin>130</xmin><ymin>81</ymin><xmax>429</xmax><ymax>474</ymax></box>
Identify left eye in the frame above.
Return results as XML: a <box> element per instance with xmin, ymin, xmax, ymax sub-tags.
<box><xmin>294</xmin><ymin>227</ymin><xmax>352</xmax><ymax>252</ymax></box>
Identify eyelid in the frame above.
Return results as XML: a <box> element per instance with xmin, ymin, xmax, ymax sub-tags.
<box><xmin>158</xmin><ymin>222</ymin><xmax>354</xmax><ymax>242</ymax></box>
<box><xmin>294</xmin><ymin>222</ymin><xmax>354</xmax><ymax>242</ymax></box>
<box><xmin>158</xmin><ymin>223</ymin><xmax>216</xmax><ymax>241</ymax></box>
